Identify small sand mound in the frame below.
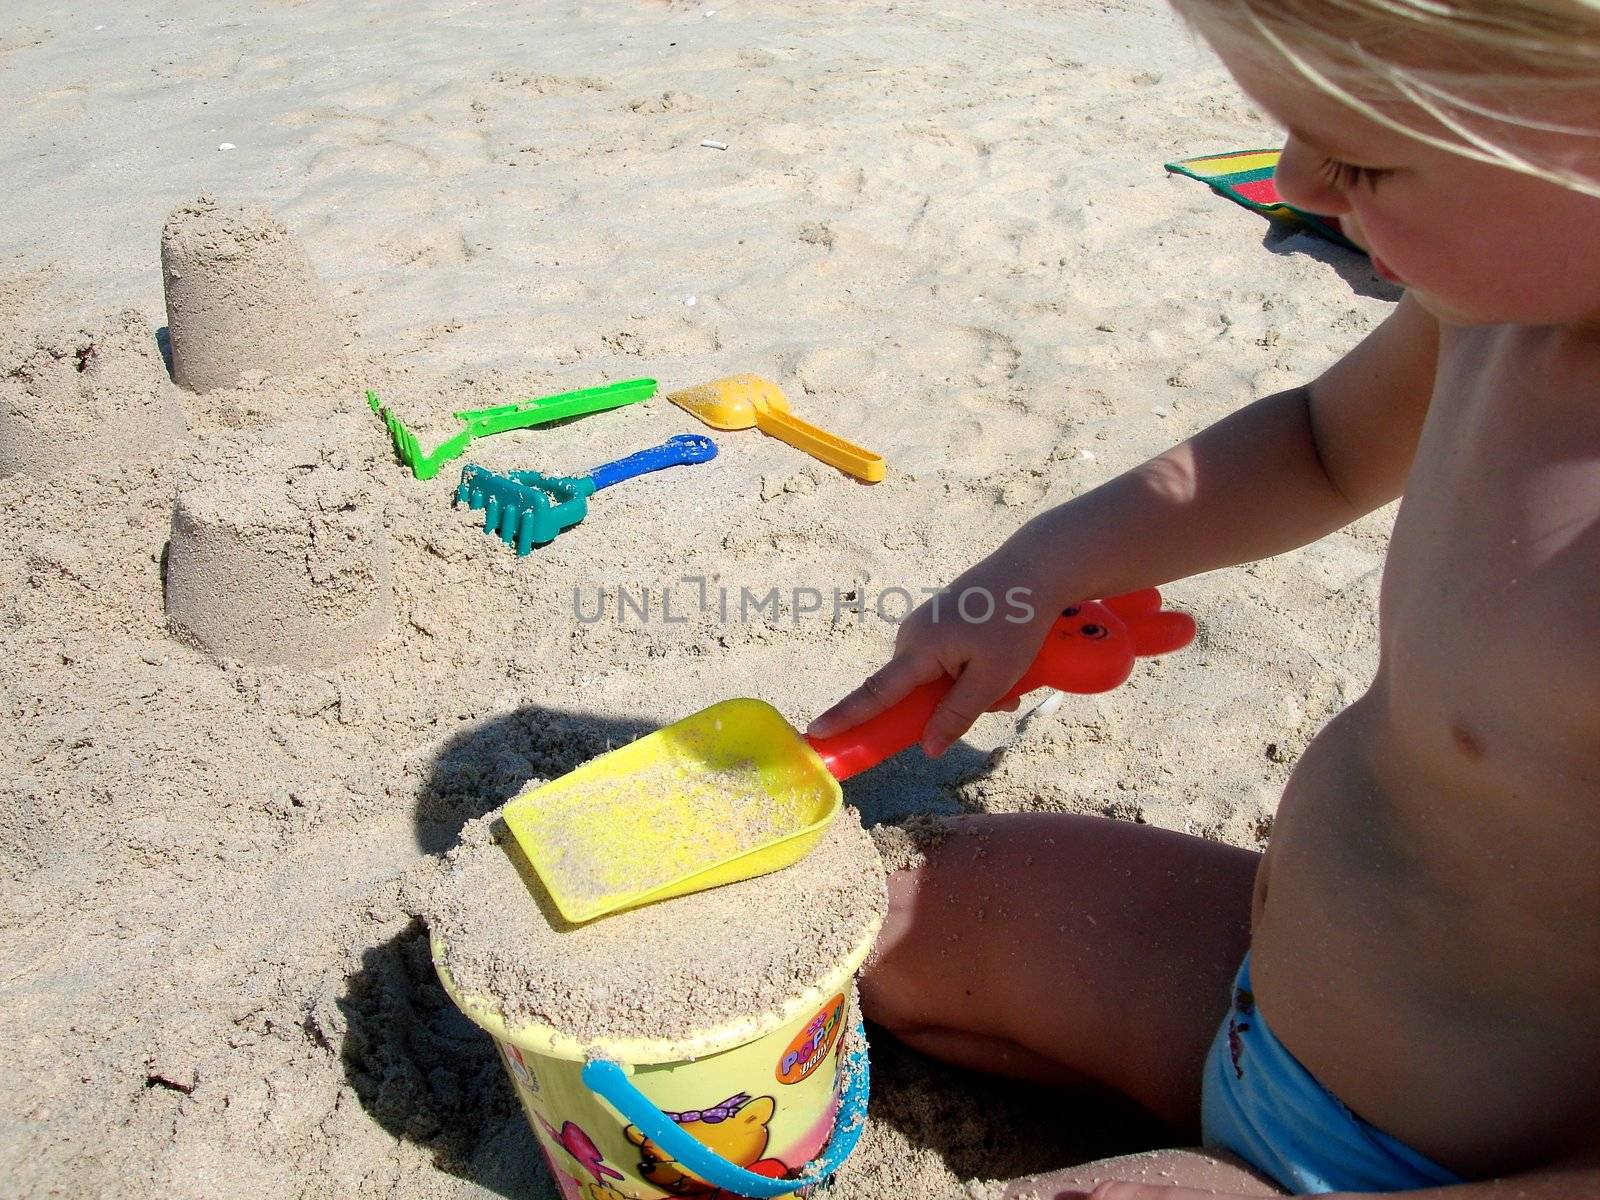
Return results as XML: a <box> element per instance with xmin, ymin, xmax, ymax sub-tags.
<box><xmin>0</xmin><ymin>308</ymin><xmax>185</xmax><ymax>479</ymax></box>
<box><xmin>160</xmin><ymin>195</ymin><xmax>334</xmax><ymax>395</ymax></box>
<box><xmin>164</xmin><ymin>416</ymin><xmax>393</xmax><ymax>665</ymax></box>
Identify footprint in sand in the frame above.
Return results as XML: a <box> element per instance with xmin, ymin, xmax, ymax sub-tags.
<box><xmin>789</xmin><ymin>346</ymin><xmax>878</xmax><ymax>396</ymax></box>
<box><xmin>626</xmin><ymin>90</ymin><xmax>699</xmax><ymax>115</ymax></box>
<box><xmin>305</xmin><ymin>137</ymin><xmax>440</xmax><ymax>180</ymax></box>
<box><xmin>280</xmin><ymin>107</ymin><xmax>386</xmax><ymax>132</ymax></box>
<box><xmin>759</xmin><ymin>123</ymin><xmax>834</xmax><ymax>157</ymax></box>
<box><xmin>394</xmin><ymin>228</ymin><xmax>472</xmax><ymax>270</ymax></box>
<box><xmin>920</xmin><ymin>326</ymin><xmax>1021</xmax><ymax>389</ymax></box>
<box><xmin>490</xmin><ymin>70</ymin><xmax>610</xmax><ymax>96</ymax></box>
<box><xmin>600</xmin><ymin>316</ymin><xmax>719</xmax><ymax>360</ymax></box>
<box><xmin>900</xmin><ymin>123</ymin><xmax>994</xmax><ymax>171</ymax></box>
<box><xmin>168</xmin><ymin>46</ymin><xmax>246</xmax><ymax>81</ymax></box>
<box><xmin>993</xmin><ymin>467</ymin><xmax>1051</xmax><ymax>509</ymax></box>
<box><xmin>816</xmin><ymin>166</ymin><xmax>867</xmax><ymax>206</ymax></box>
<box><xmin>17</xmin><ymin>84</ymin><xmax>87</xmax><ymax>131</ymax></box>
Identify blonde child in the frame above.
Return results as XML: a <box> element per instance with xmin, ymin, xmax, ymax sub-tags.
<box><xmin>808</xmin><ymin>2</ymin><xmax>1600</xmax><ymax>1195</ymax></box>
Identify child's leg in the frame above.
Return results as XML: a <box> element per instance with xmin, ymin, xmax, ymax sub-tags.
<box><xmin>862</xmin><ymin>812</ymin><xmax>1258</xmax><ymax>1130</ymax></box>
<box><xmin>993</xmin><ymin>1147</ymin><xmax>1287</xmax><ymax>1197</ymax></box>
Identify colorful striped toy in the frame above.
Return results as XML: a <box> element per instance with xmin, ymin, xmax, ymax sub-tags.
<box><xmin>1164</xmin><ymin>148</ymin><xmax>1362</xmax><ymax>253</ymax></box>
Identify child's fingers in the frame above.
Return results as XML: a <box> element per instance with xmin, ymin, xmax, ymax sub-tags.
<box><xmin>806</xmin><ymin>654</ymin><xmax>942</xmax><ymax>737</ymax></box>
<box><xmin>921</xmin><ymin>661</ymin><xmax>1023</xmax><ymax>756</ymax></box>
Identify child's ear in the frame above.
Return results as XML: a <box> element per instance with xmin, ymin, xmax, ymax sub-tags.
<box><xmin>739</xmin><ymin>1096</ymin><xmax>777</xmax><ymax>1127</ymax></box>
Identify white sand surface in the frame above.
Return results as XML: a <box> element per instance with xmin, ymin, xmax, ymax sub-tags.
<box><xmin>0</xmin><ymin>2</ymin><xmax>1399</xmax><ymax>1196</ymax></box>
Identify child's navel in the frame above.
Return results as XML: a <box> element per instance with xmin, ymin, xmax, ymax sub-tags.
<box><xmin>1450</xmin><ymin>720</ymin><xmax>1484</xmax><ymax>760</ymax></box>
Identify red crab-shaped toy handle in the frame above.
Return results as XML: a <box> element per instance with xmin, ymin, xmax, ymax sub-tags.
<box><xmin>804</xmin><ymin>588</ymin><xmax>1195</xmax><ymax>781</ymax></box>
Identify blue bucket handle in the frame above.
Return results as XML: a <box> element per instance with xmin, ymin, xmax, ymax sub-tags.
<box><xmin>580</xmin><ymin>1019</ymin><xmax>870</xmax><ymax>1197</ymax></box>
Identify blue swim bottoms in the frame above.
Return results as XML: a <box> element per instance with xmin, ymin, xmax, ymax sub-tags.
<box><xmin>1201</xmin><ymin>954</ymin><xmax>1464</xmax><ymax>1194</ymax></box>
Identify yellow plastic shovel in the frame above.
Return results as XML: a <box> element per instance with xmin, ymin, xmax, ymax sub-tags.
<box><xmin>502</xmin><ymin>699</ymin><xmax>842</xmax><ymax>924</ymax></box>
<box><xmin>667</xmin><ymin>374</ymin><xmax>886</xmax><ymax>483</ymax></box>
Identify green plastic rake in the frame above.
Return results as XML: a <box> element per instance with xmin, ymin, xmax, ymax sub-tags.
<box><xmin>366</xmin><ymin>378</ymin><xmax>656</xmax><ymax>480</ymax></box>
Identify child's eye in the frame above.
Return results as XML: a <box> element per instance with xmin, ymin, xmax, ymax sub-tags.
<box><xmin>1319</xmin><ymin>156</ymin><xmax>1389</xmax><ymax>191</ymax></box>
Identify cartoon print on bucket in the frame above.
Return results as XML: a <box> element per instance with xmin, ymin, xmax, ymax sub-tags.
<box><xmin>777</xmin><ymin>995</ymin><xmax>845</xmax><ymax>1085</ymax></box>
<box><xmin>501</xmin><ymin>1042</ymin><xmax>541</xmax><ymax>1093</ymax></box>
<box><xmin>539</xmin><ymin>1115</ymin><xmax>625</xmax><ymax>1187</ymax></box>
<box><xmin>625</xmin><ymin>1092</ymin><xmax>793</xmax><ymax>1196</ymax></box>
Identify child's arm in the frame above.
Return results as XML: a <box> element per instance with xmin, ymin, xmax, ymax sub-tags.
<box><xmin>1019</xmin><ymin>289</ymin><xmax>1438</xmax><ymax>601</ymax></box>
<box><xmin>811</xmin><ymin>292</ymin><xmax>1439</xmax><ymax>753</ymax></box>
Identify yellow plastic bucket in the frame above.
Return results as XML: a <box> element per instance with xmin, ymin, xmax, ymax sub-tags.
<box><xmin>431</xmin><ymin>915</ymin><xmax>879</xmax><ymax>1199</ymax></box>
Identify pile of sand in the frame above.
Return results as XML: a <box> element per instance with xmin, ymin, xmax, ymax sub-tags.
<box><xmin>164</xmin><ymin>414</ymin><xmax>394</xmax><ymax>666</ymax></box>
<box><xmin>427</xmin><ymin>806</ymin><xmax>886</xmax><ymax>1047</ymax></box>
<box><xmin>0</xmin><ymin>307</ymin><xmax>186</xmax><ymax>478</ymax></box>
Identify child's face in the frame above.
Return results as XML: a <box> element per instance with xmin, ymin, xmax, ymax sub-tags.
<box><xmin>1195</xmin><ymin>22</ymin><xmax>1600</xmax><ymax>327</ymax></box>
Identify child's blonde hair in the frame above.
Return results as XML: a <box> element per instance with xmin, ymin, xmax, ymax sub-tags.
<box><xmin>1175</xmin><ymin>0</ymin><xmax>1600</xmax><ymax>198</ymax></box>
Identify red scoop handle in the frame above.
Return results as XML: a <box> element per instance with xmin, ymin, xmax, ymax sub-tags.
<box><xmin>803</xmin><ymin>588</ymin><xmax>1195</xmax><ymax>781</ymax></box>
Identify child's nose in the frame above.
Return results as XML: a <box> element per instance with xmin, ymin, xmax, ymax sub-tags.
<box><xmin>1274</xmin><ymin>136</ymin><xmax>1350</xmax><ymax>217</ymax></box>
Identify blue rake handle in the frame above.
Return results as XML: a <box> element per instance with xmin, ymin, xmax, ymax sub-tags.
<box><xmin>586</xmin><ymin>433</ymin><xmax>717</xmax><ymax>491</ymax></box>
<box><xmin>580</xmin><ymin>1020</ymin><xmax>871</xmax><ymax>1197</ymax></box>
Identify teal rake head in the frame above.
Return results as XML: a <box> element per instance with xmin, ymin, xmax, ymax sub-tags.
<box><xmin>455</xmin><ymin>465</ymin><xmax>596</xmax><ymax>555</ymax></box>
<box><xmin>453</xmin><ymin>433</ymin><xmax>717</xmax><ymax>556</ymax></box>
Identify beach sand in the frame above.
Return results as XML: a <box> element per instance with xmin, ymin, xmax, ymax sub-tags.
<box><xmin>0</xmin><ymin>2</ymin><xmax>1399</xmax><ymax>1196</ymax></box>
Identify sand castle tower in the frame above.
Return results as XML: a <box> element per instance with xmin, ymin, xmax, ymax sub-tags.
<box><xmin>0</xmin><ymin>309</ymin><xmax>186</xmax><ymax>479</ymax></box>
<box><xmin>164</xmin><ymin>416</ymin><xmax>393</xmax><ymax>665</ymax></box>
<box><xmin>160</xmin><ymin>196</ymin><xmax>334</xmax><ymax>394</ymax></box>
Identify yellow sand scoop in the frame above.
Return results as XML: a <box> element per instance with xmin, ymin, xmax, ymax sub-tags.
<box><xmin>667</xmin><ymin>374</ymin><xmax>886</xmax><ymax>483</ymax></box>
<box><xmin>502</xmin><ymin>699</ymin><xmax>842</xmax><ymax>924</ymax></box>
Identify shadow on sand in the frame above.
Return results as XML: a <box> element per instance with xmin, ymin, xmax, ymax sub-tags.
<box><xmin>411</xmin><ymin>703</ymin><xmax>658</xmax><ymax>855</ymax></box>
<box><xmin>1260</xmin><ymin>223</ymin><xmax>1404</xmax><ymax>304</ymax></box>
<box><xmin>337</xmin><ymin>918</ymin><xmax>555</xmax><ymax>1200</ymax></box>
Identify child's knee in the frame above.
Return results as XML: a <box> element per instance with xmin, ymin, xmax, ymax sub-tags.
<box><xmin>858</xmin><ymin>871</ymin><xmax>928</xmax><ymax>1032</ymax></box>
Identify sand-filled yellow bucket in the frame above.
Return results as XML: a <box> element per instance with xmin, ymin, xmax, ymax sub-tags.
<box><xmin>432</xmin><ymin>921</ymin><xmax>876</xmax><ymax>1199</ymax></box>
<box><xmin>428</xmin><ymin>804</ymin><xmax>886</xmax><ymax>1199</ymax></box>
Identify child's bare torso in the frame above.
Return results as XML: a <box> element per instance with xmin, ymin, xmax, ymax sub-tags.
<box><xmin>1249</xmin><ymin>320</ymin><xmax>1600</xmax><ymax>1178</ymax></box>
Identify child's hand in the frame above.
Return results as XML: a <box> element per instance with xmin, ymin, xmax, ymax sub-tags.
<box><xmin>807</xmin><ymin>548</ymin><xmax>1064</xmax><ymax>756</ymax></box>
